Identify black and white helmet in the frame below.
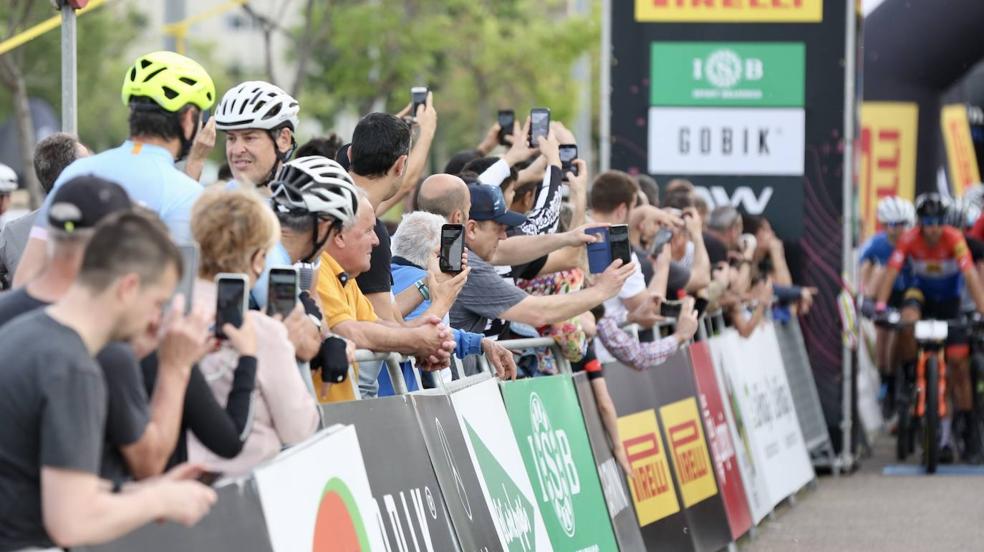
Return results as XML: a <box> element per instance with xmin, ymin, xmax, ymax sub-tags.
<box><xmin>944</xmin><ymin>198</ymin><xmax>981</xmax><ymax>230</ymax></box>
<box><xmin>270</xmin><ymin>156</ymin><xmax>359</xmax><ymax>226</ymax></box>
<box><xmin>0</xmin><ymin>163</ymin><xmax>16</xmax><ymax>193</ymax></box>
<box><xmin>876</xmin><ymin>196</ymin><xmax>914</xmax><ymax>226</ymax></box>
<box><xmin>214</xmin><ymin>81</ymin><xmax>299</xmax><ymax>131</ymax></box>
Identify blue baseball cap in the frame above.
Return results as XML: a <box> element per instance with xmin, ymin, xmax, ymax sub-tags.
<box><xmin>468</xmin><ymin>184</ymin><xmax>527</xmax><ymax>227</ymax></box>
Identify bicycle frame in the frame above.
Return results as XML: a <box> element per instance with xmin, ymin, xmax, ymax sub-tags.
<box><xmin>915</xmin><ymin>349</ymin><xmax>947</xmax><ymax>419</ymax></box>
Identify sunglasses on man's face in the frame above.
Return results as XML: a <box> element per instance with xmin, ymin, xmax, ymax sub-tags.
<box><xmin>885</xmin><ymin>221</ymin><xmax>908</xmax><ymax>228</ymax></box>
<box><xmin>920</xmin><ymin>217</ymin><xmax>943</xmax><ymax>227</ymax></box>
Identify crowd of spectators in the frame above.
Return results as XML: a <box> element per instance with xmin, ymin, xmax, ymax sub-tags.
<box><xmin>0</xmin><ymin>50</ymin><xmax>816</xmax><ymax>550</ymax></box>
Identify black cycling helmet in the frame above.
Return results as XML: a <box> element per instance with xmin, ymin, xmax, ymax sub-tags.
<box><xmin>915</xmin><ymin>193</ymin><xmax>947</xmax><ymax>220</ymax></box>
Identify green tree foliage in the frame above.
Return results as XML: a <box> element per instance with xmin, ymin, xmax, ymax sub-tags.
<box><xmin>291</xmin><ymin>0</ymin><xmax>598</xmax><ymax>160</ymax></box>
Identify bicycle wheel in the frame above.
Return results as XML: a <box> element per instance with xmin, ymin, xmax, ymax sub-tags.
<box><xmin>896</xmin><ymin>362</ymin><xmax>912</xmax><ymax>461</ymax></box>
<box><xmin>923</xmin><ymin>355</ymin><xmax>940</xmax><ymax>474</ymax></box>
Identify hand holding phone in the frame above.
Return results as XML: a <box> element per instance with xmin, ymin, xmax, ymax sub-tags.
<box><xmin>648</xmin><ymin>228</ymin><xmax>674</xmax><ymax>257</ymax></box>
<box><xmin>497</xmin><ymin>110</ymin><xmax>515</xmax><ymax>146</ymax></box>
<box><xmin>559</xmin><ymin>144</ymin><xmax>578</xmax><ymax>181</ymax></box>
<box><xmin>439</xmin><ymin>224</ymin><xmax>465</xmax><ymax>274</ymax></box>
<box><xmin>411</xmin><ymin>86</ymin><xmax>428</xmax><ymax>118</ymax></box>
<box><xmin>608</xmin><ymin>224</ymin><xmax>632</xmax><ymax>267</ymax></box>
<box><xmin>266</xmin><ymin>267</ymin><xmax>299</xmax><ymax>318</ymax></box>
<box><xmin>529</xmin><ymin>107</ymin><xmax>550</xmax><ymax>148</ymax></box>
<box><xmin>215</xmin><ymin>273</ymin><xmax>248</xmax><ymax>339</ymax></box>
<box><xmin>586</xmin><ymin>227</ymin><xmax>612</xmax><ymax>274</ymax></box>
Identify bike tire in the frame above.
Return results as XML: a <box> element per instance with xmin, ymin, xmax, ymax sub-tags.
<box><xmin>896</xmin><ymin>363</ymin><xmax>911</xmax><ymax>461</ymax></box>
<box><xmin>923</xmin><ymin>356</ymin><xmax>940</xmax><ymax>474</ymax></box>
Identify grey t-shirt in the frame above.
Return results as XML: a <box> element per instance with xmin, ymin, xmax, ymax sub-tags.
<box><xmin>0</xmin><ymin>289</ymin><xmax>149</xmax><ymax>483</ymax></box>
<box><xmin>0</xmin><ymin>311</ymin><xmax>107</xmax><ymax>551</ymax></box>
<box><xmin>450</xmin><ymin>251</ymin><xmax>528</xmax><ymax>335</ymax></box>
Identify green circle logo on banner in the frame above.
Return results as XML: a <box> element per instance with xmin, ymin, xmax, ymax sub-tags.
<box><xmin>528</xmin><ymin>391</ymin><xmax>580</xmax><ymax>538</ymax></box>
<box><xmin>312</xmin><ymin>477</ymin><xmax>372</xmax><ymax>551</ymax></box>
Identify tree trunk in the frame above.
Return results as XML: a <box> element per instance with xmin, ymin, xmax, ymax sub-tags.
<box><xmin>0</xmin><ymin>56</ymin><xmax>42</xmax><ymax>209</ymax></box>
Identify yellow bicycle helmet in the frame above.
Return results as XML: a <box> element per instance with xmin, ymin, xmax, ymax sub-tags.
<box><xmin>121</xmin><ymin>51</ymin><xmax>215</xmax><ymax>112</ymax></box>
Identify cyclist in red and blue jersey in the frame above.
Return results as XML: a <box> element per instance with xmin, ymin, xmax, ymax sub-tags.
<box><xmin>878</xmin><ymin>193</ymin><xmax>984</xmax><ymax>462</ymax></box>
<box><xmin>860</xmin><ymin>196</ymin><xmax>914</xmax><ymax>414</ymax></box>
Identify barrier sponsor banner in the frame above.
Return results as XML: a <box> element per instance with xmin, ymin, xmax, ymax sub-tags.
<box><xmin>635</xmin><ymin>0</ymin><xmax>823</xmax><ymax>23</ymax></box>
<box><xmin>688</xmin><ymin>342</ymin><xmax>754</xmax><ymax>540</ymax></box>
<box><xmin>705</xmin><ymin>332</ymin><xmax>772</xmax><ymax>523</ymax></box>
<box><xmin>450</xmin><ymin>378</ymin><xmax>553</xmax><ymax>551</ymax></box>
<box><xmin>412</xmin><ymin>393</ymin><xmax>504</xmax><ymax>552</ymax></box>
<box><xmin>773</xmin><ymin>319</ymin><xmax>835</xmax><ymax>455</ymax></box>
<box><xmin>254</xmin><ymin>425</ymin><xmax>386</xmax><ymax>552</ymax></box>
<box><xmin>81</xmin><ymin>479</ymin><xmax>274</xmax><ymax>552</ymax></box>
<box><xmin>500</xmin><ymin>376</ymin><xmax>620</xmax><ymax>551</ymax></box>
<box><xmin>718</xmin><ymin>327</ymin><xmax>814</xmax><ymax>506</ymax></box>
<box><xmin>649</xmin><ymin>351</ymin><xmax>734</xmax><ymax>552</ymax></box>
<box><xmin>941</xmin><ymin>104</ymin><xmax>982</xmax><ymax>196</ymax></box>
<box><xmin>571</xmin><ymin>373</ymin><xmax>647</xmax><ymax>552</ymax></box>
<box><xmin>859</xmin><ymin>102</ymin><xmax>918</xmax><ymax>239</ymax></box>
<box><xmin>319</xmin><ymin>397</ymin><xmax>458</xmax><ymax>551</ymax></box>
<box><xmin>648</xmin><ymin>107</ymin><xmax>805</xmax><ymax>175</ymax></box>
<box><xmin>604</xmin><ymin>362</ymin><xmax>693</xmax><ymax>551</ymax></box>
<box><xmin>650</xmin><ymin>42</ymin><xmax>805</xmax><ymax>107</ymax></box>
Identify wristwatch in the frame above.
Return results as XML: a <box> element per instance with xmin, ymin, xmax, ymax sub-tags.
<box><xmin>414</xmin><ymin>279</ymin><xmax>431</xmax><ymax>301</ymax></box>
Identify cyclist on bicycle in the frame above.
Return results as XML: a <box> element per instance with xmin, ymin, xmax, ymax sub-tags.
<box><xmin>860</xmin><ymin>196</ymin><xmax>914</xmax><ymax>416</ymax></box>
<box><xmin>877</xmin><ymin>193</ymin><xmax>984</xmax><ymax>462</ymax></box>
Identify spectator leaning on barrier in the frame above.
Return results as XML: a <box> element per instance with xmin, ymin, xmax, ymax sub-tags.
<box><xmin>0</xmin><ymin>176</ymin><xmax>211</xmax><ymax>485</ymax></box>
<box><xmin>0</xmin><ymin>134</ymin><xmax>90</xmax><ymax>288</ymax></box>
<box><xmin>0</xmin><ymin>211</ymin><xmax>216</xmax><ymax>551</ymax></box>
<box><xmin>315</xmin><ymin>189</ymin><xmax>456</xmax><ymax>402</ymax></box>
<box><xmin>187</xmin><ymin>189</ymin><xmax>319</xmax><ymax>477</ymax></box>
<box><xmin>14</xmin><ymin>51</ymin><xmax>216</xmax><ymax>287</ymax></box>
<box><xmin>390</xmin><ymin>210</ymin><xmax>517</xmax><ymax>382</ymax></box>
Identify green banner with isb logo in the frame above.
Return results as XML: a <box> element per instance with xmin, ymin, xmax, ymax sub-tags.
<box><xmin>650</xmin><ymin>42</ymin><xmax>805</xmax><ymax>107</ymax></box>
<box><xmin>501</xmin><ymin>376</ymin><xmax>619</xmax><ymax>552</ymax></box>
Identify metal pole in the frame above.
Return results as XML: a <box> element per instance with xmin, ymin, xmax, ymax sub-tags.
<box><xmin>572</xmin><ymin>0</ymin><xmax>593</xmax><ymax>174</ymax></box>
<box><xmin>60</xmin><ymin>3</ymin><xmax>77</xmax><ymax>135</ymax></box>
<box><xmin>840</xmin><ymin>0</ymin><xmax>859</xmax><ymax>471</ymax></box>
<box><xmin>164</xmin><ymin>0</ymin><xmax>186</xmax><ymax>51</ymax></box>
<box><xmin>599</xmin><ymin>0</ymin><xmax>612</xmax><ymax>172</ymax></box>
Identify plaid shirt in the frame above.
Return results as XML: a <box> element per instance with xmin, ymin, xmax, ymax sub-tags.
<box><xmin>595</xmin><ymin>317</ymin><xmax>680</xmax><ymax>371</ymax></box>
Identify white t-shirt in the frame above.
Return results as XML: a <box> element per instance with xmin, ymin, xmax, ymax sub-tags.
<box><xmin>596</xmin><ymin>252</ymin><xmax>647</xmax><ymax>363</ymax></box>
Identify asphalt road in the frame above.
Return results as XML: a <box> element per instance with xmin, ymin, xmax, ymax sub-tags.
<box><xmin>742</xmin><ymin>436</ymin><xmax>984</xmax><ymax>551</ymax></box>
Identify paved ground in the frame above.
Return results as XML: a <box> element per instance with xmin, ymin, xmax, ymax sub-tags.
<box><xmin>742</xmin><ymin>436</ymin><xmax>984</xmax><ymax>551</ymax></box>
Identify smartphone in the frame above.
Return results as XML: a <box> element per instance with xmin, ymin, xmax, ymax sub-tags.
<box><xmin>529</xmin><ymin>107</ymin><xmax>550</xmax><ymax>148</ymax></box>
<box><xmin>608</xmin><ymin>224</ymin><xmax>632</xmax><ymax>267</ymax></box>
<box><xmin>559</xmin><ymin>144</ymin><xmax>578</xmax><ymax>181</ymax></box>
<box><xmin>411</xmin><ymin>86</ymin><xmax>428</xmax><ymax>117</ymax></box>
<box><xmin>497</xmin><ymin>110</ymin><xmax>515</xmax><ymax>146</ymax></box>
<box><xmin>266</xmin><ymin>266</ymin><xmax>298</xmax><ymax>318</ymax></box>
<box><xmin>215</xmin><ymin>273</ymin><xmax>248</xmax><ymax>339</ymax></box>
<box><xmin>172</xmin><ymin>244</ymin><xmax>199</xmax><ymax>315</ymax></box>
<box><xmin>197</xmin><ymin>470</ymin><xmax>223</xmax><ymax>486</ymax></box>
<box><xmin>660</xmin><ymin>300</ymin><xmax>683</xmax><ymax>318</ymax></box>
<box><xmin>439</xmin><ymin>224</ymin><xmax>465</xmax><ymax>274</ymax></box>
<box><xmin>648</xmin><ymin>228</ymin><xmax>674</xmax><ymax>257</ymax></box>
<box><xmin>585</xmin><ymin>226</ymin><xmax>611</xmax><ymax>274</ymax></box>
<box><xmin>201</xmin><ymin>108</ymin><xmax>211</xmax><ymax>124</ymax></box>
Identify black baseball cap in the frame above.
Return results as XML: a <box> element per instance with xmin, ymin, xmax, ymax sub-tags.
<box><xmin>335</xmin><ymin>143</ymin><xmax>352</xmax><ymax>172</ymax></box>
<box><xmin>468</xmin><ymin>184</ymin><xmax>527</xmax><ymax>227</ymax></box>
<box><xmin>48</xmin><ymin>175</ymin><xmax>132</xmax><ymax>233</ymax></box>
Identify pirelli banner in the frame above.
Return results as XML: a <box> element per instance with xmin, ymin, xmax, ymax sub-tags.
<box><xmin>610</xmin><ymin>0</ymin><xmax>856</xmax><ymax>453</ymax></box>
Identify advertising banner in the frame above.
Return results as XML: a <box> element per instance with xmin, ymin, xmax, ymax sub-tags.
<box><xmin>719</xmin><ymin>327</ymin><xmax>814</xmax><ymax>506</ymax></box>
<box><xmin>604</xmin><ymin>362</ymin><xmax>694</xmax><ymax>550</ymax></box>
<box><xmin>82</xmin><ymin>479</ymin><xmax>273</xmax><ymax>552</ymax></box>
<box><xmin>254</xmin><ymin>425</ymin><xmax>386</xmax><ymax>552</ymax></box>
<box><xmin>450</xmin><ymin>378</ymin><xmax>553</xmax><ymax>551</ymax></box>
<box><xmin>571</xmin><ymin>373</ymin><xmax>647</xmax><ymax>552</ymax></box>
<box><xmin>859</xmin><ymin>102</ymin><xmax>918</xmax><ymax>238</ymax></box>
<box><xmin>941</xmin><ymin>103</ymin><xmax>982</xmax><ymax>196</ymax></box>
<box><xmin>705</xmin><ymin>333</ymin><xmax>772</xmax><ymax>524</ymax></box>
<box><xmin>648</xmin><ymin>107</ymin><xmax>805</xmax><ymax>175</ymax></box>
<box><xmin>650</xmin><ymin>351</ymin><xmax>734</xmax><ymax>552</ymax></box>
<box><xmin>635</xmin><ymin>0</ymin><xmax>823</xmax><ymax>23</ymax></box>
<box><xmin>773</xmin><ymin>319</ymin><xmax>835</xmax><ymax>455</ymax></box>
<box><xmin>319</xmin><ymin>397</ymin><xmax>458</xmax><ymax>551</ymax></box>
<box><xmin>651</xmin><ymin>42</ymin><xmax>805</xmax><ymax>107</ymax></box>
<box><xmin>688</xmin><ymin>342</ymin><xmax>754</xmax><ymax>541</ymax></box>
<box><xmin>412</xmin><ymin>393</ymin><xmax>504</xmax><ymax>552</ymax></box>
<box><xmin>500</xmin><ymin>376</ymin><xmax>619</xmax><ymax>552</ymax></box>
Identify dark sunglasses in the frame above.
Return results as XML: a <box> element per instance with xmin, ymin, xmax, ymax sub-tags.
<box><xmin>920</xmin><ymin>216</ymin><xmax>943</xmax><ymax>227</ymax></box>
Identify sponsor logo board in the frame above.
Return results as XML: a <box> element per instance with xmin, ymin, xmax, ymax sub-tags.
<box><xmin>635</xmin><ymin>0</ymin><xmax>823</xmax><ymax>23</ymax></box>
<box><xmin>617</xmin><ymin>410</ymin><xmax>680</xmax><ymax>526</ymax></box>
<box><xmin>659</xmin><ymin>398</ymin><xmax>719</xmax><ymax>508</ymax></box>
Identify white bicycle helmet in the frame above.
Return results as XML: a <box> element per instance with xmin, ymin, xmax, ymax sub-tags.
<box><xmin>944</xmin><ymin>198</ymin><xmax>981</xmax><ymax>230</ymax></box>
<box><xmin>214</xmin><ymin>81</ymin><xmax>299</xmax><ymax>131</ymax></box>
<box><xmin>877</xmin><ymin>196</ymin><xmax>914</xmax><ymax>226</ymax></box>
<box><xmin>0</xmin><ymin>163</ymin><xmax>17</xmax><ymax>193</ymax></box>
<box><xmin>270</xmin><ymin>156</ymin><xmax>359</xmax><ymax>225</ymax></box>
<box><xmin>963</xmin><ymin>183</ymin><xmax>984</xmax><ymax>209</ymax></box>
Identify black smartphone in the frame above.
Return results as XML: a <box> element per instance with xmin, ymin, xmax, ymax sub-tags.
<box><xmin>411</xmin><ymin>86</ymin><xmax>428</xmax><ymax>117</ymax></box>
<box><xmin>648</xmin><ymin>228</ymin><xmax>674</xmax><ymax>257</ymax></box>
<box><xmin>498</xmin><ymin>110</ymin><xmax>515</xmax><ymax>146</ymax></box>
<box><xmin>439</xmin><ymin>224</ymin><xmax>465</xmax><ymax>274</ymax></box>
<box><xmin>197</xmin><ymin>470</ymin><xmax>223</xmax><ymax>486</ymax></box>
<box><xmin>660</xmin><ymin>300</ymin><xmax>683</xmax><ymax>318</ymax></box>
<box><xmin>172</xmin><ymin>244</ymin><xmax>199</xmax><ymax>315</ymax></box>
<box><xmin>267</xmin><ymin>266</ymin><xmax>298</xmax><ymax>318</ymax></box>
<box><xmin>608</xmin><ymin>224</ymin><xmax>632</xmax><ymax>267</ymax></box>
<box><xmin>215</xmin><ymin>273</ymin><xmax>248</xmax><ymax>339</ymax></box>
<box><xmin>559</xmin><ymin>144</ymin><xmax>578</xmax><ymax>181</ymax></box>
<box><xmin>201</xmin><ymin>108</ymin><xmax>211</xmax><ymax>124</ymax></box>
<box><xmin>529</xmin><ymin>107</ymin><xmax>550</xmax><ymax>147</ymax></box>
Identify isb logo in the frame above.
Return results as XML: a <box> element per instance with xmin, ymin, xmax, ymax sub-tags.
<box><xmin>694</xmin><ymin>49</ymin><xmax>764</xmax><ymax>91</ymax></box>
<box><xmin>526</xmin><ymin>392</ymin><xmax>580</xmax><ymax>538</ymax></box>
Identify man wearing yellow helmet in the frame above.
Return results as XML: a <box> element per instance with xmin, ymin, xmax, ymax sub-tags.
<box><xmin>13</xmin><ymin>51</ymin><xmax>215</xmax><ymax>287</ymax></box>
